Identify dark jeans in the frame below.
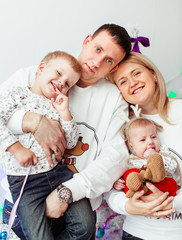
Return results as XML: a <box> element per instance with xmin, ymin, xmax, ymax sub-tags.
<box><xmin>3</xmin><ymin>199</ymin><xmax>96</xmax><ymax>240</ymax></box>
<box><xmin>7</xmin><ymin>163</ymin><xmax>95</xmax><ymax>240</ymax></box>
<box><xmin>3</xmin><ymin>199</ymin><xmax>26</xmax><ymax>240</ymax></box>
<box><xmin>122</xmin><ymin>231</ymin><xmax>144</xmax><ymax>240</ymax></box>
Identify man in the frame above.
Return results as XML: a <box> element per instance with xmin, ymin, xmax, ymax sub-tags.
<box><xmin>2</xmin><ymin>24</ymin><xmax>131</xmax><ymax>239</ymax></box>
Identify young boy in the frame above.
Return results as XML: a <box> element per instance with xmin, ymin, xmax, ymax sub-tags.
<box><xmin>114</xmin><ymin>117</ymin><xmax>181</xmax><ymax>195</ymax></box>
<box><xmin>0</xmin><ymin>51</ymin><xmax>82</xmax><ymax>239</ymax></box>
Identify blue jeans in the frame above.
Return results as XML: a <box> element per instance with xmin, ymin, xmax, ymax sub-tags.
<box><xmin>7</xmin><ymin>163</ymin><xmax>95</xmax><ymax>240</ymax></box>
<box><xmin>122</xmin><ymin>231</ymin><xmax>144</xmax><ymax>240</ymax></box>
<box><xmin>3</xmin><ymin>199</ymin><xmax>26</xmax><ymax>240</ymax></box>
<box><xmin>3</xmin><ymin>200</ymin><xmax>96</xmax><ymax>240</ymax></box>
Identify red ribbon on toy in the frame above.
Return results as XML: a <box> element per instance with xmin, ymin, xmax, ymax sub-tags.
<box><xmin>123</xmin><ymin>168</ymin><xmax>178</xmax><ymax>196</ymax></box>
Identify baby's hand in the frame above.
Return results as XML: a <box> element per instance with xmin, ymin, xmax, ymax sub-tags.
<box><xmin>7</xmin><ymin>142</ymin><xmax>38</xmax><ymax>167</ymax></box>
<box><xmin>113</xmin><ymin>178</ymin><xmax>125</xmax><ymax>191</ymax></box>
<box><xmin>143</xmin><ymin>148</ymin><xmax>157</xmax><ymax>158</ymax></box>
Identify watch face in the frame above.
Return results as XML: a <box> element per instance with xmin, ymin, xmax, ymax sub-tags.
<box><xmin>58</xmin><ymin>187</ymin><xmax>73</xmax><ymax>204</ymax></box>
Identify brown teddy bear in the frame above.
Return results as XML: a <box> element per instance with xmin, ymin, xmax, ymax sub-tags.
<box><xmin>124</xmin><ymin>153</ymin><xmax>167</xmax><ymax>198</ymax></box>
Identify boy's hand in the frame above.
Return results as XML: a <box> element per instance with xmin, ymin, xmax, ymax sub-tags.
<box><xmin>51</xmin><ymin>92</ymin><xmax>72</xmax><ymax>121</ymax></box>
<box><xmin>7</xmin><ymin>142</ymin><xmax>38</xmax><ymax>167</ymax></box>
<box><xmin>113</xmin><ymin>178</ymin><xmax>125</xmax><ymax>191</ymax></box>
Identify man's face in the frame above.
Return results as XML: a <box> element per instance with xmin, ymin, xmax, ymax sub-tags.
<box><xmin>77</xmin><ymin>31</ymin><xmax>126</xmax><ymax>86</ymax></box>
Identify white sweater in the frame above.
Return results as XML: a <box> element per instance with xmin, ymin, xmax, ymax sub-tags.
<box><xmin>105</xmin><ymin>99</ymin><xmax>182</xmax><ymax>240</ymax></box>
<box><xmin>0</xmin><ymin>66</ymin><xmax>129</xmax><ymax>210</ymax></box>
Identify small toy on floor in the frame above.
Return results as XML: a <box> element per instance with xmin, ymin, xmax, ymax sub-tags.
<box><xmin>0</xmin><ymin>224</ymin><xmax>20</xmax><ymax>240</ymax></box>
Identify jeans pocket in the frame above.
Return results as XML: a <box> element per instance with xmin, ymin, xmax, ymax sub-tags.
<box><xmin>3</xmin><ymin>204</ymin><xmax>20</xmax><ymax>230</ymax></box>
<box><xmin>7</xmin><ymin>175</ymin><xmax>25</xmax><ymax>190</ymax></box>
<box><xmin>3</xmin><ymin>200</ymin><xmax>26</xmax><ymax>240</ymax></box>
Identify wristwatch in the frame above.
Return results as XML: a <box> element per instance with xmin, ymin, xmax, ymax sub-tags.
<box><xmin>57</xmin><ymin>185</ymin><xmax>73</xmax><ymax>204</ymax></box>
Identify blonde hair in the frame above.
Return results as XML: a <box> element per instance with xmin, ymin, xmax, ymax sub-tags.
<box><xmin>41</xmin><ymin>50</ymin><xmax>82</xmax><ymax>74</ymax></box>
<box><xmin>107</xmin><ymin>52</ymin><xmax>170</xmax><ymax>124</ymax></box>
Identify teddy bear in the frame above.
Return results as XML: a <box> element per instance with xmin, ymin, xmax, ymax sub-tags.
<box><xmin>123</xmin><ymin>153</ymin><xmax>178</xmax><ymax>198</ymax></box>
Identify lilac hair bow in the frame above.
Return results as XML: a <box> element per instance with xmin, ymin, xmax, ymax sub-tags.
<box><xmin>131</xmin><ymin>36</ymin><xmax>150</xmax><ymax>53</ymax></box>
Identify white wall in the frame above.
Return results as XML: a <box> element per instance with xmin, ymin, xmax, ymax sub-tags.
<box><xmin>0</xmin><ymin>0</ymin><xmax>182</xmax><ymax>85</ymax></box>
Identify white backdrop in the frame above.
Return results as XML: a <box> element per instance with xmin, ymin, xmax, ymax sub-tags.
<box><xmin>0</xmin><ymin>0</ymin><xmax>182</xmax><ymax>85</ymax></box>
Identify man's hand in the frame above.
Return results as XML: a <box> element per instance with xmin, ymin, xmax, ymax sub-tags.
<box><xmin>22</xmin><ymin>112</ymin><xmax>67</xmax><ymax>167</ymax></box>
<box><xmin>7</xmin><ymin>142</ymin><xmax>38</xmax><ymax>167</ymax></box>
<box><xmin>46</xmin><ymin>188</ymin><xmax>68</xmax><ymax>218</ymax></box>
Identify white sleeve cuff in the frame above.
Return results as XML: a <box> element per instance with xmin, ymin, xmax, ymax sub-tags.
<box><xmin>63</xmin><ymin>174</ymin><xmax>87</xmax><ymax>202</ymax></box>
<box><xmin>172</xmin><ymin>188</ymin><xmax>182</xmax><ymax>212</ymax></box>
<box><xmin>7</xmin><ymin>110</ymin><xmax>26</xmax><ymax>134</ymax></box>
<box><xmin>104</xmin><ymin>188</ymin><xmax>129</xmax><ymax>215</ymax></box>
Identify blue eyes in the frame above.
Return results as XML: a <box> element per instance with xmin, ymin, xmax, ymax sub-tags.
<box><xmin>96</xmin><ymin>47</ymin><xmax>101</xmax><ymax>53</ymax></box>
<box><xmin>107</xmin><ymin>59</ymin><xmax>112</xmax><ymax>64</ymax></box>
<box><xmin>95</xmin><ymin>47</ymin><xmax>112</xmax><ymax>64</ymax></box>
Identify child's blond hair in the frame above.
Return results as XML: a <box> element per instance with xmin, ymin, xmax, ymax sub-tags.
<box><xmin>41</xmin><ymin>50</ymin><xmax>82</xmax><ymax>74</ymax></box>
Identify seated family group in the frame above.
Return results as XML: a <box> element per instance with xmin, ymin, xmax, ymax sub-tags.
<box><xmin>0</xmin><ymin>23</ymin><xmax>182</xmax><ymax>240</ymax></box>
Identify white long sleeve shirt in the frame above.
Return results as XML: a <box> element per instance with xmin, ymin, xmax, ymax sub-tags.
<box><xmin>0</xmin><ymin>67</ymin><xmax>129</xmax><ymax>210</ymax></box>
<box><xmin>105</xmin><ymin>99</ymin><xmax>182</xmax><ymax>240</ymax></box>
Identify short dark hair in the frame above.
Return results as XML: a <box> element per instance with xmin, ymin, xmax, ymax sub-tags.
<box><xmin>92</xmin><ymin>24</ymin><xmax>131</xmax><ymax>61</ymax></box>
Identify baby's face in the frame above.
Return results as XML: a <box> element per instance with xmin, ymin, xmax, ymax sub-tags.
<box><xmin>128</xmin><ymin>123</ymin><xmax>160</xmax><ymax>158</ymax></box>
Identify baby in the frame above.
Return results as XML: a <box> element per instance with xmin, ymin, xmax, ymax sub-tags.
<box><xmin>114</xmin><ymin>117</ymin><xmax>180</xmax><ymax>197</ymax></box>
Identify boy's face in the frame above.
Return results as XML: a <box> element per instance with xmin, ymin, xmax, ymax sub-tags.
<box><xmin>36</xmin><ymin>58</ymin><xmax>80</xmax><ymax>99</ymax></box>
<box><xmin>77</xmin><ymin>31</ymin><xmax>126</xmax><ymax>86</ymax></box>
<box><xmin>128</xmin><ymin>123</ymin><xmax>160</xmax><ymax>158</ymax></box>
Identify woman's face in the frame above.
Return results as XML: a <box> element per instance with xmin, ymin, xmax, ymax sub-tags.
<box><xmin>114</xmin><ymin>62</ymin><xmax>157</xmax><ymax>111</ymax></box>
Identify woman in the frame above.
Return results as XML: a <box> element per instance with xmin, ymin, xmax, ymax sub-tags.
<box><xmin>105</xmin><ymin>52</ymin><xmax>182</xmax><ymax>240</ymax></box>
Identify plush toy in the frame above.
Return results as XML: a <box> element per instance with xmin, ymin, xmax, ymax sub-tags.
<box><xmin>123</xmin><ymin>153</ymin><xmax>178</xmax><ymax>198</ymax></box>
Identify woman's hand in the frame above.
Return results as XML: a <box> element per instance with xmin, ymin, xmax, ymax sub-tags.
<box><xmin>141</xmin><ymin>182</ymin><xmax>173</xmax><ymax>211</ymax></box>
<box><xmin>125</xmin><ymin>183</ymin><xmax>176</xmax><ymax>218</ymax></box>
